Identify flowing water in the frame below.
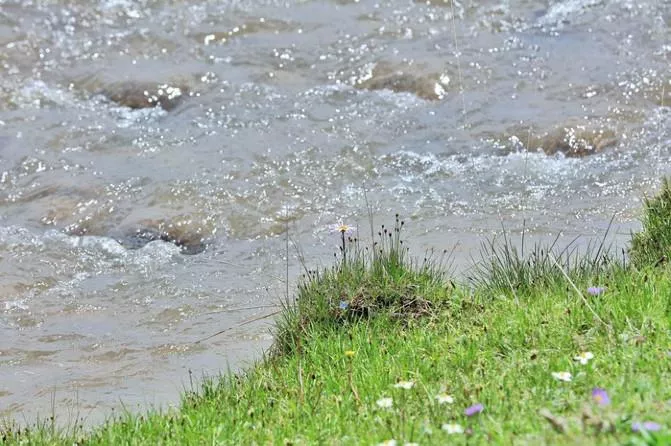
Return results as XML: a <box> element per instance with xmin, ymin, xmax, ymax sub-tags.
<box><xmin>0</xmin><ymin>0</ymin><xmax>669</xmax><ymax>427</ymax></box>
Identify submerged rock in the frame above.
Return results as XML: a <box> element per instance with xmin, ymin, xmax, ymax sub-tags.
<box><xmin>34</xmin><ymin>185</ymin><xmax>210</xmax><ymax>255</ymax></box>
<box><xmin>115</xmin><ymin>226</ymin><xmax>165</xmax><ymax>250</ymax></box>
<box><xmin>101</xmin><ymin>81</ymin><xmax>189</xmax><ymax>111</ymax></box>
<box><xmin>496</xmin><ymin>121</ymin><xmax>618</xmax><ymax>157</ymax></box>
<box><xmin>355</xmin><ymin>62</ymin><xmax>451</xmax><ymax>100</ymax></box>
<box><xmin>191</xmin><ymin>18</ymin><xmax>296</xmax><ymax>45</ymax></box>
<box><xmin>110</xmin><ymin>220</ymin><xmax>210</xmax><ymax>255</ymax></box>
<box><xmin>63</xmin><ymin>218</ymin><xmax>210</xmax><ymax>255</ymax></box>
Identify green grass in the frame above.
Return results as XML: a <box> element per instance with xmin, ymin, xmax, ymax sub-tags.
<box><xmin>3</xmin><ymin>187</ymin><xmax>671</xmax><ymax>445</ymax></box>
<box><xmin>630</xmin><ymin>177</ymin><xmax>671</xmax><ymax>268</ymax></box>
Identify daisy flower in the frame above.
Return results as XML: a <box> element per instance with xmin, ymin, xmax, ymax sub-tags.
<box><xmin>330</xmin><ymin>222</ymin><xmax>355</xmax><ymax>235</ymax></box>
<box><xmin>376</xmin><ymin>397</ymin><xmax>393</xmax><ymax>409</ymax></box>
<box><xmin>632</xmin><ymin>421</ymin><xmax>662</xmax><ymax>432</ymax></box>
<box><xmin>393</xmin><ymin>381</ymin><xmax>415</xmax><ymax>390</ymax></box>
<box><xmin>464</xmin><ymin>403</ymin><xmax>484</xmax><ymax>416</ymax></box>
<box><xmin>551</xmin><ymin>371</ymin><xmax>572</xmax><ymax>382</ymax></box>
<box><xmin>587</xmin><ymin>286</ymin><xmax>606</xmax><ymax>296</ymax></box>
<box><xmin>574</xmin><ymin>351</ymin><xmax>594</xmax><ymax>365</ymax></box>
<box><xmin>435</xmin><ymin>394</ymin><xmax>455</xmax><ymax>404</ymax></box>
<box><xmin>442</xmin><ymin>423</ymin><xmax>464</xmax><ymax>434</ymax></box>
<box><xmin>591</xmin><ymin>388</ymin><xmax>610</xmax><ymax>406</ymax></box>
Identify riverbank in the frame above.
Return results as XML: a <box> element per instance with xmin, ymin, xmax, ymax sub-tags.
<box><xmin>3</xmin><ymin>182</ymin><xmax>671</xmax><ymax>445</ymax></box>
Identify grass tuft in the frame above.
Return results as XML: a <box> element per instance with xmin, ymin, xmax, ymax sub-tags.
<box><xmin>471</xmin><ymin>222</ymin><xmax>619</xmax><ymax>298</ymax></box>
<box><xmin>630</xmin><ymin>177</ymin><xmax>671</xmax><ymax>268</ymax></box>
<box><xmin>273</xmin><ymin>215</ymin><xmax>453</xmax><ymax>356</ymax></box>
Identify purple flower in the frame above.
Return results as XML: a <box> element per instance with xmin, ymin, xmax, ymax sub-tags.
<box><xmin>339</xmin><ymin>301</ymin><xmax>349</xmax><ymax>310</ymax></box>
<box><xmin>464</xmin><ymin>403</ymin><xmax>484</xmax><ymax>417</ymax></box>
<box><xmin>587</xmin><ymin>286</ymin><xmax>606</xmax><ymax>296</ymax></box>
<box><xmin>591</xmin><ymin>388</ymin><xmax>610</xmax><ymax>406</ymax></box>
<box><xmin>632</xmin><ymin>421</ymin><xmax>662</xmax><ymax>433</ymax></box>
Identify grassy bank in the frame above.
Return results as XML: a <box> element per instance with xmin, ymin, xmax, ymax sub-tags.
<box><xmin>3</xmin><ymin>184</ymin><xmax>671</xmax><ymax>445</ymax></box>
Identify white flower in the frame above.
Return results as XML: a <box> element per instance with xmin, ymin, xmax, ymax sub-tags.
<box><xmin>552</xmin><ymin>371</ymin><xmax>573</xmax><ymax>382</ymax></box>
<box><xmin>330</xmin><ymin>222</ymin><xmax>355</xmax><ymax>235</ymax></box>
<box><xmin>393</xmin><ymin>380</ymin><xmax>415</xmax><ymax>390</ymax></box>
<box><xmin>573</xmin><ymin>351</ymin><xmax>594</xmax><ymax>365</ymax></box>
<box><xmin>404</xmin><ymin>443</ymin><xmax>419</xmax><ymax>446</ymax></box>
<box><xmin>421</xmin><ymin>422</ymin><xmax>433</xmax><ymax>435</ymax></box>
<box><xmin>377</xmin><ymin>441</ymin><xmax>396</xmax><ymax>446</ymax></box>
<box><xmin>376</xmin><ymin>397</ymin><xmax>394</xmax><ymax>409</ymax></box>
<box><xmin>435</xmin><ymin>394</ymin><xmax>455</xmax><ymax>404</ymax></box>
<box><xmin>442</xmin><ymin>423</ymin><xmax>464</xmax><ymax>434</ymax></box>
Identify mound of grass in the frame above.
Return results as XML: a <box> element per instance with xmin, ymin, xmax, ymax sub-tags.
<box><xmin>630</xmin><ymin>177</ymin><xmax>671</xmax><ymax>268</ymax></box>
<box><xmin>274</xmin><ymin>216</ymin><xmax>452</xmax><ymax>355</ymax></box>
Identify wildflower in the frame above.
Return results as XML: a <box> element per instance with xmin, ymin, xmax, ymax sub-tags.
<box><xmin>551</xmin><ymin>371</ymin><xmax>572</xmax><ymax>382</ymax></box>
<box><xmin>339</xmin><ymin>301</ymin><xmax>349</xmax><ymax>310</ymax></box>
<box><xmin>344</xmin><ymin>350</ymin><xmax>355</xmax><ymax>358</ymax></box>
<box><xmin>442</xmin><ymin>423</ymin><xmax>465</xmax><ymax>434</ymax></box>
<box><xmin>587</xmin><ymin>286</ymin><xmax>606</xmax><ymax>296</ymax></box>
<box><xmin>632</xmin><ymin>421</ymin><xmax>662</xmax><ymax>432</ymax></box>
<box><xmin>393</xmin><ymin>381</ymin><xmax>415</xmax><ymax>390</ymax></box>
<box><xmin>435</xmin><ymin>394</ymin><xmax>455</xmax><ymax>404</ymax></box>
<box><xmin>331</xmin><ymin>222</ymin><xmax>355</xmax><ymax>235</ymax></box>
<box><xmin>464</xmin><ymin>403</ymin><xmax>484</xmax><ymax>416</ymax></box>
<box><xmin>574</xmin><ymin>351</ymin><xmax>594</xmax><ymax>365</ymax></box>
<box><xmin>377</xmin><ymin>440</ymin><xmax>397</xmax><ymax>446</ymax></box>
<box><xmin>591</xmin><ymin>388</ymin><xmax>610</xmax><ymax>406</ymax></box>
<box><xmin>376</xmin><ymin>397</ymin><xmax>393</xmax><ymax>409</ymax></box>
<box><xmin>421</xmin><ymin>422</ymin><xmax>433</xmax><ymax>435</ymax></box>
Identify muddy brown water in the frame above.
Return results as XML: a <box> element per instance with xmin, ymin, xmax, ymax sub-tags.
<box><xmin>0</xmin><ymin>0</ymin><xmax>669</xmax><ymax>427</ymax></box>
